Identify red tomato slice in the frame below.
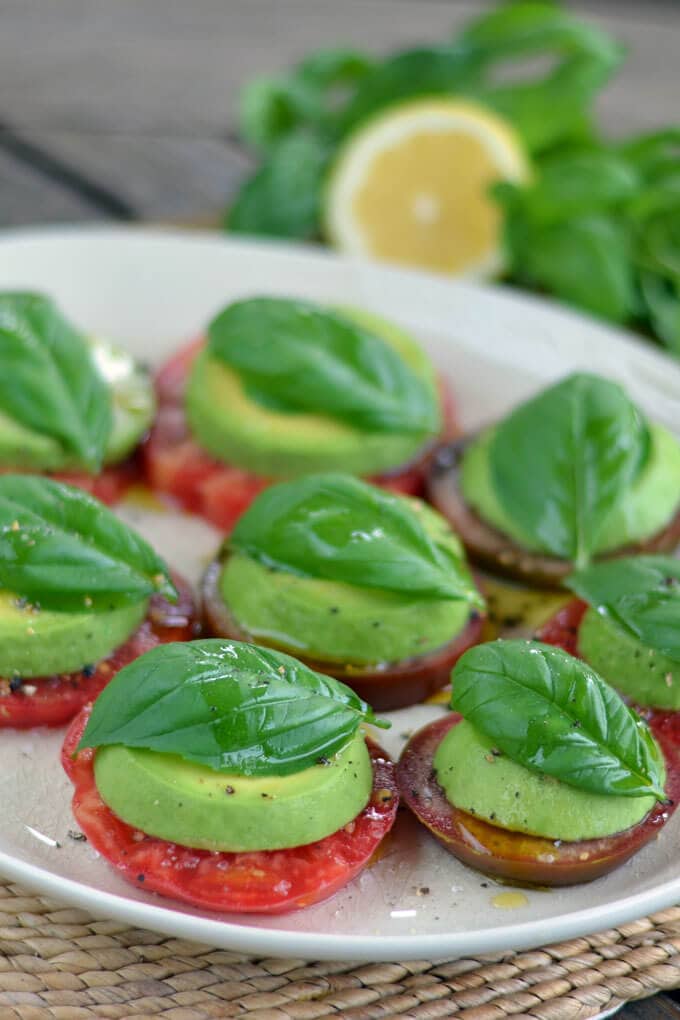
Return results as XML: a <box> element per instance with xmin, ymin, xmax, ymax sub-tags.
<box><xmin>144</xmin><ymin>339</ymin><xmax>457</xmax><ymax>532</ymax></box>
<box><xmin>0</xmin><ymin>456</ymin><xmax>141</xmax><ymax>508</ymax></box>
<box><xmin>535</xmin><ymin>599</ymin><xmax>588</xmax><ymax>657</ymax></box>
<box><xmin>398</xmin><ymin>713</ymin><xmax>680</xmax><ymax>886</ymax></box>
<box><xmin>62</xmin><ymin>710</ymin><xmax>398</xmax><ymax>914</ymax></box>
<box><xmin>0</xmin><ymin>575</ymin><xmax>198</xmax><ymax>729</ymax></box>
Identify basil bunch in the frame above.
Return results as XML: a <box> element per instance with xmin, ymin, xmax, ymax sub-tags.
<box><xmin>207</xmin><ymin>297</ymin><xmax>439</xmax><ymax>435</ymax></box>
<box><xmin>78</xmin><ymin>639</ymin><xmax>386</xmax><ymax>776</ymax></box>
<box><xmin>452</xmin><ymin>640</ymin><xmax>666</xmax><ymax>801</ymax></box>
<box><xmin>496</xmin><ymin>131</ymin><xmax>680</xmax><ymax>351</ymax></box>
<box><xmin>230</xmin><ymin>474</ymin><xmax>483</xmax><ymax>607</ymax></box>
<box><xmin>489</xmin><ymin>373</ymin><xmax>649</xmax><ymax>567</ymax></box>
<box><xmin>567</xmin><ymin>556</ymin><xmax>680</xmax><ymax>664</ymax></box>
<box><xmin>228</xmin><ymin>2</ymin><xmax>621</xmax><ymax>237</ymax></box>
<box><xmin>0</xmin><ymin>476</ymin><xmax>176</xmax><ymax>610</ymax></box>
<box><xmin>0</xmin><ymin>292</ymin><xmax>112</xmax><ymax>470</ymax></box>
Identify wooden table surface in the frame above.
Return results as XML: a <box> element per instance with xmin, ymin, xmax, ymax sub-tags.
<box><xmin>0</xmin><ymin>2</ymin><xmax>679</xmax><ymax>1017</ymax></box>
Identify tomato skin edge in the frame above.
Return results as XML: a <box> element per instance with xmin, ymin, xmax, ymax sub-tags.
<box><xmin>0</xmin><ymin>574</ymin><xmax>198</xmax><ymax>730</ymax></box>
<box><xmin>397</xmin><ymin>713</ymin><xmax>680</xmax><ymax>886</ymax></box>
<box><xmin>62</xmin><ymin>710</ymin><xmax>399</xmax><ymax>915</ymax></box>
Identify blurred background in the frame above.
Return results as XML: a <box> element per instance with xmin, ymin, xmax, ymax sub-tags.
<box><xmin>0</xmin><ymin>0</ymin><xmax>676</xmax><ymax>225</ymax></box>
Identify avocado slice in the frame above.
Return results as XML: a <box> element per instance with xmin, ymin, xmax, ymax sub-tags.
<box><xmin>94</xmin><ymin>729</ymin><xmax>373</xmax><ymax>852</ymax></box>
<box><xmin>0</xmin><ymin>337</ymin><xmax>154</xmax><ymax>472</ymax></box>
<box><xmin>460</xmin><ymin>422</ymin><xmax>680</xmax><ymax>555</ymax></box>
<box><xmin>578</xmin><ymin>607</ymin><xmax>680</xmax><ymax>710</ymax></box>
<box><xmin>0</xmin><ymin>592</ymin><xmax>148</xmax><ymax>679</ymax></box>
<box><xmin>220</xmin><ymin>498</ymin><xmax>473</xmax><ymax>665</ymax></box>
<box><xmin>185</xmin><ymin>309</ymin><xmax>440</xmax><ymax>478</ymax></box>
<box><xmin>434</xmin><ymin>720</ymin><xmax>658</xmax><ymax>842</ymax></box>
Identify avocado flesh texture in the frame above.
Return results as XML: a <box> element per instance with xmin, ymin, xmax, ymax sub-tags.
<box><xmin>434</xmin><ymin>720</ymin><xmax>658</xmax><ymax>842</ymax></box>
<box><xmin>185</xmin><ymin>309</ymin><xmax>440</xmax><ymax>477</ymax></box>
<box><xmin>0</xmin><ymin>592</ymin><xmax>148</xmax><ymax>678</ymax></box>
<box><xmin>221</xmin><ymin>499</ymin><xmax>472</xmax><ymax>665</ymax></box>
<box><xmin>94</xmin><ymin>730</ymin><xmax>372</xmax><ymax>852</ymax></box>
<box><xmin>579</xmin><ymin>607</ymin><xmax>680</xmax><ymax>710</ymax></box>
<box><xmin>460</xmin><ymin>422</ymin><xmax>680</xmax><ymax>555</ymax></box>
<box><xmin>0</xmin><ymin>337</ymin><xmax>155</xmax><ymax>471</ymax></box>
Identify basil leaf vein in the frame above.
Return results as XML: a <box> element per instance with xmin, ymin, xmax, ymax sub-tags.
<box><xmin>567</xmin><ymin>555</ymin><xmax>680</xmax><ymax>664</ymax></box>
<box><xmin>230</xmin><ymin>473</ymin><xmax>483</xmax><ymax>607</ymax></box>
<box><xmin>207</xmin><ymin>297</ymin><xmax>439</xmax><ymax>435</ymax></box>
<box><xmin>0</xmin><ymin>475</ymin><xmax>176</xmax><ymax>608</ymax></box>
<box><xmin>0</xmin><ymin>293</ymin><xmax>112</xmax><ymax>470</ymax></box>
<box><xmin>451</xmin><ymin>639</ymin><xmax>666</xmax><ymax>801</ymax></box>
<box><xmin>77</xmin><ymin>639</ymin><xmax>386</xmax><ymax>775</ymax></box>
<box><xmin>489</xmin><ymin>372</ymin><xmax>649</xmax><ymax>566</ymax></box>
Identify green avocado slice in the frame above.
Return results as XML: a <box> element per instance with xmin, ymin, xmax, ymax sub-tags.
<box><xmin>578</xmin><ymin>607</ymin><xmax>680</xmax><ymax>710</ymax></box>
<box><xmin>460</xmin><ymin>422</ymin><xmax>680</xmax><ymax>555</ymax></box>
<box><xmin>434</xmin><ymin>720</ymin><xmax>658</xmax><ymax>842</ymax></box>
<box><xmin>185</xmin><ymin>309</ymin><xmax>439</xmax><ymax>477</ymax></box>
<box><xmin>0</xmin><ymin>591</ymin><xmax>148</xmax><ymax>679</ymax></box>
<box><xmin>94</xmin><ymin>729</ymin><xmax>373</xmax><ymax>852</ymax></box>
<box><xmin>220</xmin><ymin>497</ymin><xmax>473</xmax><ymax>664</ymax></box>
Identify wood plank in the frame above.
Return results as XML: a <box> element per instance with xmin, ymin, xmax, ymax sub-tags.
<box><xmin>0</xmin><ymin>149</ymin><xmax>101</xmax><ymax>226</ymax></box>
<box><xmin>9</xmin><ymin>132</ymin><xmax>251</xmax><ymax>223</ymax></box>
<box><xmin>0</xmin><ymin>0</ymin><xmax>677</xmax><ymax>137</ymax></box>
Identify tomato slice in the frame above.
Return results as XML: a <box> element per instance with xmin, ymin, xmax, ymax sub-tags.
<box><xmin>535</xmin><ymin>598</ymin><xmax>588</xmax><ymax>657</ymax></box>
<box><xmin>201</xmin><ymin>558</ymin><xmax>484</xmax><ymax>711</ymax></box>
<box><xmin>144</xmin><ymin>339</ymin><xmax>457</xmax><ymax>532</ymax></box>
<box><xmin>0</xmin><ymin>575</ymin><xmax>198</xmax><ymax>729</ymax></box>
<box><xmin>53</xmin><ymin>455</ymin><xmax>142</xmax><ymax>506</ymax></box>
<box><xmin>397</xmin><ymin>713</ymin><xmax>680</xmax><ymax>886</ymax></box>
<box><xmin>62</xmin><ymin>709</ymin><xmax>398</xmax><ymax>914</ymax></box>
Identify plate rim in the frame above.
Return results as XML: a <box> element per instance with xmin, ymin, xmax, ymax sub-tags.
<box><xmin>0</xmin><ymin>223</ymin><xmax>679</xmax><ymax>963</ymax></box>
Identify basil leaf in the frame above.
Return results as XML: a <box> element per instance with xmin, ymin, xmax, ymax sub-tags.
<box><xmin>228</xmin><ymin>133</ymin><xmax>330</xmax><ymax>239</ymax></box>
<box><xmin>567</xmin><ymin>556</ymin><xmax>680</xmax><ymax>664</ymax></box>
<box><xmin>451</xmin><ymin>639</ymin><xmax>666</xmax><ymax>801</ymax></box>
<box><xmin>0</xmin><ymin>475</ymin><xmax>176</xmax><ymax>609</ymax></box>
<box><xmin>231</xmin><ymin>474</ymin><xmax>483</xmax><ymax>607</ymax></box>
<box><xmin>77</xmin><ymin>639</ymin><xmax>385</xmax><ymax>776</ymax></box>
<box><xmin>207</xmin><ymin>297</ymin><xmax>439</xmax><ymax>435</ymax></box>
<box><xmin>490</xmin><ymin>373</ymin><xmax>649</xmax><ymax>567</ymax></box>
<box><xmin>0</xmin><ymin>292</ymin><xmax>112</xmax><ymax>471</ymax></box>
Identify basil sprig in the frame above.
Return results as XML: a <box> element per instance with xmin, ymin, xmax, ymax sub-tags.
<box><xmin>0</xmin><ymin>293</ymin><xmax>112</xmax><ymax>470</ymax></box>
<box><xmin>78</xmin><ymin>639</ymin><xmax>386</xmax><ymax>776</ymax></box>
<box><xmin>489</xmin><ymin>373</ymin><xmax>649</xmax><ymax>567</ymax></box>
<box><xmin>230</xmin><ymin>474</ymin><xmax>483</xmax><ymax>607</ymax></box>
<box><xmin>567</xmin><ymin>556</ymin><xmax>680</xmax><ymax>664</ymax></box>
<box><xmin>0</xmin><ymin>476</ymin><xmax>176</xmax><ymax>610</ymax></box>
<box><xmin>452</xmin><ymin>639</ymin><xmax>666</xmax><ymax>801</ymax></box>
<box><xmin>207</xmin><ymin>297</ymin><xmax>439</xmax><ymax>435</ymax></box>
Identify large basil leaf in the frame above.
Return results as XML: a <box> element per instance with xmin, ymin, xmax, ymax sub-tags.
<box><xmin>451</xmin><ymin>639</ymin><xmax>666</xmax><ymax>801</ymax></box>
<box><xmin>567</xmin><ymin>556</ymin><xmax>680</xmax><ymax>664</ymax></box>
<box><xmin>230</xmin><ymin>474</ymin><xmax>483</xmax><ymax>607</ymax></box>
<box><xmin>490</xmin><ymin>373</ymin><xmax>649</xmax><ymax>567</ymax></box>
<box><xmin>0</xmin><ymin>293</ymin><xmax>112</xmax><ymax>470</ymax></box>
<box><xmin>78</xmin><ymin>639</ymin><xmax>385</xmax><ymax>776</ymax></box>
<box><xmin>0</xmin><ymin>475</ymin><xmax>176</xmax><ymax>609</ymax></box>
<box><xmin>207</xmin><ymin>297</ymin><xmax>439</xmax><ymax>434</ymax></box>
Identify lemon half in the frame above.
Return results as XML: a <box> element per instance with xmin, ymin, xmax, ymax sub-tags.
<box><xmin>325</xmin><ymin>99</ymin><xmax>529</xmax><ymax>278</ymax></box>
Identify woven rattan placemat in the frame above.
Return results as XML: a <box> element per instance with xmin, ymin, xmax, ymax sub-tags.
<box><xmin>1</xmin><ymin>879</ymin><xmax>680</xmax><ymax>1019</ymax></box>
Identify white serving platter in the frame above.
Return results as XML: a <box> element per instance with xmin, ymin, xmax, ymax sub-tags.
<box><xmin>0</xmin><ymin>226</ymin><xmax>679</xmax><ymax>963</ymax></box>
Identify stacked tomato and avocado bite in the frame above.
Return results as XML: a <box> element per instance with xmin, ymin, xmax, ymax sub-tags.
<box><xmin>0</xmin><ymin>475</ymin><xmax>197</xmax><ymax>728</ymax></box>
<box><xmin>398</xmin><ymin>639</ymin><xmax>679</xmax><ymax>886</ymax></box>
<box><xmin>62</xmin><ymin>639</ymin><xmax>398</xmax><ymax>913</ymax></box>
<box><xmin>0</xmin><ymin>292</ymin><xmax>155</xmax><ymax>503</ymax></box>
<box><xmin>145</xmin><ymin>296</ymin><xmax>453</xmax><ymax>531</ymax></box>
<box><xmin>201</xmin><ymin>473</ymin><xmax>485</xmax><ymax>710</ymax></box>
<box><xmin>539</xmin><ymin>556</ymin><xmax>680</xmax><ymax>718</ymax></box>
<box><xmin>429</xmin><ymin>372</ymin><xmax>680</xmax><ymax>586</ymax></box>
